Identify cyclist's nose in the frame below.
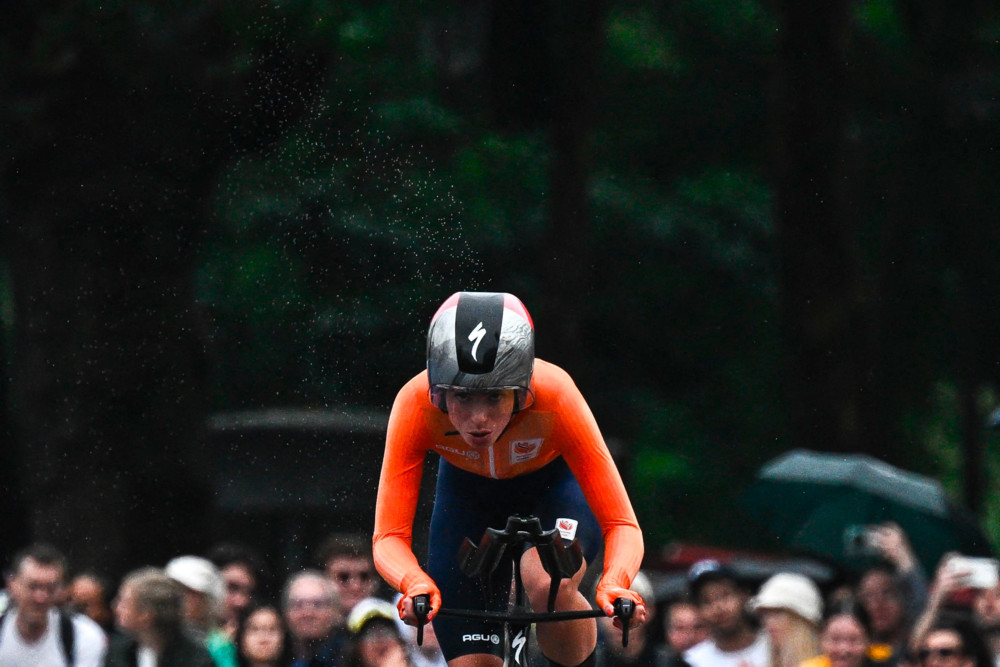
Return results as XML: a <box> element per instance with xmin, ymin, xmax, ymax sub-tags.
<box><xmin>466</xmin><ymin>398</ymin><xmax>493</xmax><ymax>422</ymax></box>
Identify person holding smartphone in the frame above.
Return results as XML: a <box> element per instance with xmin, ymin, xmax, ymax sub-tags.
<box><xmin>910</xmin><ymin>554</ymin><xmax>1000</xmax><ymax>664</ymax></box>
<box><xmin>971</xmin><ymin>579</ymin><xmax>1000</xmax><ymax>667</ymax></box>
<box><xmin>855</xmin><ymin>523</ymin><xmax>929</xmax><ymax>664</ymax></box>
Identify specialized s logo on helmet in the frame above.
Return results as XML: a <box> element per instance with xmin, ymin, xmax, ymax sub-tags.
<box><xmin>468</xmin><ymin>322</ymin><xmax>487</xmax><ymax>361</ymax></box>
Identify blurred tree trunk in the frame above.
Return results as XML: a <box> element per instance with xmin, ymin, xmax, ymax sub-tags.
<box><xmin>7</xmin><ymin>189</ymin><xmax>213</xmax><ymax>575</ymax></box>
<box><xmin>2</xmin><ymin>5</ymin><xmax>219</xmax><ymax>576</ymax></box>
<box><xmin>470</xmin><ymin>0</ymin><xmax>607</xmax><ymax>374</ymax></box>
<box><xmin>895</xmin><ymin>0</ymin><xmax>998</xmax><ymax>512</ymax></box>
<box><xmin>541</xmin><ymin>0</ymin><xmax>607</xmax><ymax>375</ymax></box>
<box><xmin>0</xmin><ymin>313</ymin><xmax>29</xmax><ymax>568</ymax></box>
<box><xmin>2</xmin><ymin>4</ymin><xmax>329</xmax><ymax>575</ymax></box>
<box><xmin>772</xmin><ymin>0</ymin><xmax>870</xmax><ymax>454</ymax></box>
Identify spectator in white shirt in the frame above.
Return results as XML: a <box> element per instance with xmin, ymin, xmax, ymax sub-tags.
<box><xmin>684</xmin><ymin>559</ymin><xmax>770</xmax><ymax>667</ymax></box>
<box><xmin>0</xmin><ymin>543</ymin><xmax>106</xmax><ymax>667</ymax></box>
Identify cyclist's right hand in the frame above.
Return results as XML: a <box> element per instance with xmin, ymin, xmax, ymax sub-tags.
<box><xmin>398</xmin><ymin>578</ymin><xmax>442</xmax><ymax>625</ymax></box>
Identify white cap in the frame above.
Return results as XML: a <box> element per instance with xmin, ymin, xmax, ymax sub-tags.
<box><xmin>165</xmin><ymin>556</ymin><xmax>225</xmax><ymax>604</ymax></box>
<box><xmin>347</xmin><ymin>597</ymin><xmax>398</xmax><ymax>635</ymax></box>
<box><xmin>749</xmin><ymin>572</ymin><xmax>822</xmax><ymax>625</ymax></box>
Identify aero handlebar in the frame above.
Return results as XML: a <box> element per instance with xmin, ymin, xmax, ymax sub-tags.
<box><xmin>412</xmin><ymin>593</ymin><xmax>635</xmax><ymax>647</ymax></box>
<box><xmin>411</xmin><ymin>514</ymin><xmax>637</xmax><ymax>648</ymax></box>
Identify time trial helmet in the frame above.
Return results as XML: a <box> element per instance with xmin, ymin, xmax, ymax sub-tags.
<box><xmin>427</xmin><ymin>291</ymin><xmax>535</xmax><ymax>412</ymax></box>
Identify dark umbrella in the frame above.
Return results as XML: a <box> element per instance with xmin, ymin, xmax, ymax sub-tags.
<box><xmin>741</xmin><ymin>449</ymin><xmax>993</xmax><ymax>573</ymax></box>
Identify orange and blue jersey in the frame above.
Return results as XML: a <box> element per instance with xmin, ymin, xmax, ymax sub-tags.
<box><xmin>373</xmin><ymin>358</ymin><xmax>644</xmax><ymax>610</ymax></box>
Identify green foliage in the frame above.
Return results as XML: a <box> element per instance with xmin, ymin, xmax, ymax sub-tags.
<box><xmin>199</xmin><ymin>47</ymin><xmax>480</xmax><ymax>408</ymax></box>
<box><xmin>586</xmin><ymin>166</ymin><xmax>784</xmax><ymax>547</ymax></box>
<box><xmin>7</xmin><ymin>0</ymin><xmax>999</xmax><ymax>562</ymax></box>
<box><xmin>195</xmin><ymin>4</ymin><xmax>492</xmax><ymax>407</ymax></box>
<box><xmin>679</xmin><ymin>0</ymin><xmax>778</xmax><ymax>48</ymax></box>
<box><xmin>901</xmin><ymin>384</ymin><xmax>1000</xmax><ymax>549</ymax></box>
<box><xmin>854</xmin><ymin>0</ymin><xmax>908</xmax><ymax>53</ymax></box>
<box><xmin>197</xmin><ymin>0</ymin><xmax>794</xmax><ymax>551</ymax></box>
<box><xmin>606</xmin><ymin>6</ymin><xmax>684</xmax><ymax>73</ymax></box>
<box><xmin>450</xmin><ymin>133</ymin><xmax>550</xmax><ymax>252</ymax></box>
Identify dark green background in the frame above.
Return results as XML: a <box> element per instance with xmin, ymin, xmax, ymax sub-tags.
<box><xmin>2</xmin><ymin>0</ymin><xmax>999</xmax><ymax>581</ymax></box>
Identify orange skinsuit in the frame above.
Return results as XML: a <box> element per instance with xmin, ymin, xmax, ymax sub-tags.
<box><xmin>373</xmin><ymin>358</ymin><xmax>644</xmax><ymax>617</ymax></box>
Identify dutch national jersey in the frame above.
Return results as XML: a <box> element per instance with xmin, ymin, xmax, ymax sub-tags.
<box><xmin>373</xmin><ymin>358</ymin><xmax>644</xmax><ymax>601</ymax></box>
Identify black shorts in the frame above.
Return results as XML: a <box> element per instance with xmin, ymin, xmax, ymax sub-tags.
<box><xmin>426</xmin><ymin>457</ymin><xmax>601</xmax><ymax>660</ymax></box>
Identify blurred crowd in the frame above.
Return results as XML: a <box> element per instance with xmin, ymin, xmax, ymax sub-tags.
<box><xmin>599</xmin><ymin>523</ymin><xmax>1000</xmax><ymax>667</ymax></box>
<box><xmin>0</xmin><ymin>522</ymin><xmax>997</xmax><ymax>667</ymax></box>
<box><xmin>0</xmin><ymin>534</ymin><xmax>443</xmax><ymax>667</ymax></box>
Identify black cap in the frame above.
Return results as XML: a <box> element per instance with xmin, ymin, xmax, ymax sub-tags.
<box><xmin>687</xmin><ymin>559</ymin><xmax>739</xmax><ymax>599</ymax></box>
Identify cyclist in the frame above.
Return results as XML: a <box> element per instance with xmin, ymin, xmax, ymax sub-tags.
<box><xmin>373</xmin><ymin>291</ymin><xmax>647</xmax><ymax>667</ymax></box>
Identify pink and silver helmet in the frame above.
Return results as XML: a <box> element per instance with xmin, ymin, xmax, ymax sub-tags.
<box><xmin>426</xmin><ymin>291</ymin><xmax>535</xmax><ymax>412</ymax></box>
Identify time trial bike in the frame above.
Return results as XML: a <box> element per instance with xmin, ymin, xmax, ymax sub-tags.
<box><xmin>413</xmin><ymin>514</ymin><xmax>635</xmax><ymax>666</ymax></box>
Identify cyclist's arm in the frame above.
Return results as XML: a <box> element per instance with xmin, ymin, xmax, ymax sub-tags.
<box><xmin>373</xmin><ymin>376</ymin><xmax>441</xmax><ymax>618</ymax></box>
<box><xmin>551</xmin><ymin>374</ymin><xmax>644</xmax><ymax>612</ymax></box>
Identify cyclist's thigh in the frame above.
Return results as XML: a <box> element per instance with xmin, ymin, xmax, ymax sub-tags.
<box><xmin>528</xmin><ymin>458</ymin><xmax>602</xmax><ymax>563</ymax></box>
<box><xmin>426</xmin><ymin>458</ymin><xmax>601</xmax><ymax>659</ymax></box>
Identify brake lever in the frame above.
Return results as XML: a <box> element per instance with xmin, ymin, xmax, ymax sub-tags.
<box><xmin>413</xmin><ymin>594</ymin><xmax>430</xmax><ymax>646</ymax></box>
<box><xmin>613</xmin><ymin>597</ymin><xmax>635</xmax><ymax>647</ymax></box>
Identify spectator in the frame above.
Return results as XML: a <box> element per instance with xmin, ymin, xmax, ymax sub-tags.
<box><xmin>684</xmin><ymin>559</ymin><xmax>770</xmax><ymax>667</ymax></box>
<box><xmin>165</xmin><ymin>554</ymin><xmax>238</xmax><ymax>667</ymax></box>
<box><xmin>749</xmin><ymin>572</ymin><xmax>822</xmax><ymax>667</ymax></box>
<box><xmin>909</xmin><ymin>555</ymin><xmax>973</xmax><ymax>655</ymax></box>
<box><xmin>971</xmin><ymin>581</ymin><xmax>1000</xmax><ymax>666</ymax></box>
<box><xmin>314</xmin><ymin>534</ymin><xmax>381</xmax><ymax>617</ymax></box>
<box><xmin>391</xmin><ymin>593</ymin><xmax>446</xmax><ymax>667</ymax></box>
<box><xmin>856</xmin><ymin>524</ymin><xmax>928</xmax><ymax>664</ymax></box>
<box><xmin>235</xmin><ymin>601</ymin><xmax>293</xmax><ymax>667</ymax></box>
<box><xmin>913</xmin><ymin>615</ymin><xmax>992</xmax><ymax>667</ymax></box>
<box><xmin>283</xmin><ymin>570</ymin><xmax>346</xmax><ymax>667</ymax></box>
<box><xmin>660</xmin><ymin>593</ymin><xmax>709</xmax><ymax>665</ymax></box>
<box><xmin>0</xmin><ymin>543</ymin><xmax>106</xmax><ymax>667</ymax></box>
<box><xmin>207</xmin><ymin>542</ymin><xmax>266</xmax><ymax>641</ymax></box>
<box><xmin>105</xmin><ymin>567</ymin><xmax>214</xmax><ymax>667</ymax></box>
<box><xmin>910</xmin><ymin>554</ymin><xmax>1000</xmax><ymax>667</ymax></box>
<box><xmin>68</xmin><ymin>572</ymin><xmax>115</xmax><ymax>635</ymax></box>
<box><xmin>801</xmin><ymin>601</ymin><xmax>873</xmax><ymax>667</ymax></box>
<box><xmin>598</xmin><ymin>570</ymin><xmax>662</xmax><ymax>665</ymax></box>
<box><xmin>344</xmin><ymin>597</ymin><xmax>412</xmax><ymax>667</ymax></box>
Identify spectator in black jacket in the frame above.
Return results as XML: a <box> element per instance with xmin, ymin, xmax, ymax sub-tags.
<box><xmin>105</xmin><ymin>567</ymin><xmax>214</xmax><ymax>667</ymax></box>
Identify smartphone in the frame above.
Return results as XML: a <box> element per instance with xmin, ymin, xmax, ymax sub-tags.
<box><xmin>948</xmin><ymin>556</ymin><xmax>1000</xmax><ymax>589</ymax></box>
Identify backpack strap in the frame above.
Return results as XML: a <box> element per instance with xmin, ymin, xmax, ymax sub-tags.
<box><xmin>59</xmin><ymin>611</ymin><xmax>75</xmax><ymax>667</ymax></box>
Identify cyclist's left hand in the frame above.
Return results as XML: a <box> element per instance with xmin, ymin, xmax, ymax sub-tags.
<box><xmin>596</xmin><ymin>585</ymin><xmax>647</xmax><ymax>629</ymax></box>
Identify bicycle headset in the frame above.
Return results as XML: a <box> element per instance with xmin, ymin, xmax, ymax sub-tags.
<box><xmin>427</xmin><ymin>291</ymin><xmax>535</xmax><ymax>413</ymax></box>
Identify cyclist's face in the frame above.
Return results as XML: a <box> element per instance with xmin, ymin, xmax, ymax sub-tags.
<box><xmin>446</xmin><ymin>389</ymin><xmax>516</xmax><ymax>447</ymax></box>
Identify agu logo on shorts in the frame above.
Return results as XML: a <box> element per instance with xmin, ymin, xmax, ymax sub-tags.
<box><xmin>510</xmin><ymin>438</ymin><xmax>543</xmax><ymax>463</ymax></box>
<box><xmin>462</xmin><ymin>633</ymin><xmax>501</xmax><ymax>645</ymax></box>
